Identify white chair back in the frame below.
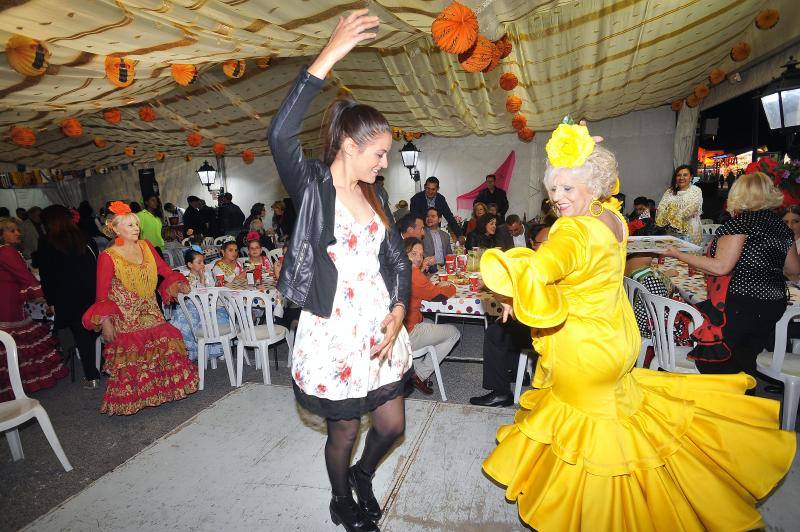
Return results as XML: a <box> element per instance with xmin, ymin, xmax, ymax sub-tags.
<box><xmin>759</xmin><ymin>305</ymin><xmax>800</xmax><ymax>378</ymax></box>
<box><xmin>702</xmin><ymin>224</ymin><xmax>720</xmax><ymax>236</ymax></box>
<box><xmin>177</xmin><ymin>288</ymin><xmax>231</xmax><ymax>340</ymax></box>
<box><xmin>756</xmin><ymin>304</ymin><xmax>800</xmax><ymax>430</ymax></box>
<box><xmin>1</xmin><ymin>330</ymin><xmax>26</xmax><ymax>401</ymax></box>
<box><xmin>214</xmin><ymin>235</ymin><xmax>234</xmax><ymax>246</ymax></box>
<box><xmin>222</xmin><ymin>290</ymin><xmax>277</xmax><ymax>344</ymax></box>
<box><xmin>623</xmin><ymin>276</ymin><xmax>648</xmax><ymax>308</ymax></box>
<box><xmin>181</xmin><ymin>237</ymin><xmax>191</xmax><ymax>246</ymax></box>
<box><xmin>640</xmin><ymin>292</ymin><xmax>703</xmax><ymax>373</ymax></box>
<box><xmin>203</xmin><ymin>237</ymin><xmax>215</xmax><ymax>247</ymax></box>
<box><xmin>267</xmin><ymin>248</ymin><xmax>283</xmax><ymax>266</ymax></box>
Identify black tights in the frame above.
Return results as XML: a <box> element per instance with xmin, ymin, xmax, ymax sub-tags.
<box><xmin>324</xmin><ymin>396</ymin><xmax>406</xmax><ymax>496</ymax></box>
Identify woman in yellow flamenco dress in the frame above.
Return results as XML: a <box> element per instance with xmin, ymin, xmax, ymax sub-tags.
<box><xmin>480</xmin><ymin>120</ymin><xmax>796</xmax><ymax>531</ymax></box>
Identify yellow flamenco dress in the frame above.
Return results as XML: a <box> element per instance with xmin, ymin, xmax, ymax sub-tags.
<box><xmin>479</xmin><ymin>210</ymin><xmax>796</xmax><ymax>531</ymax></box>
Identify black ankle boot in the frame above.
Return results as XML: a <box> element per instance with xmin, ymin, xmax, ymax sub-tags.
<box><xmin>349</xmin><ymin>464</ymin><xmax>382</xmax><ymax>521</ymax></box>
<box><xmin>329</xmin><ymin>493</ymin><xmax>379</xmax><ymax>532</ymax></box>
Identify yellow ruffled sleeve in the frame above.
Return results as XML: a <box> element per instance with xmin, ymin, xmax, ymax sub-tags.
<box><xmin>480</xmin><ymin>217</ymin><xmax>587</xmax><ymax>328</ymax></box>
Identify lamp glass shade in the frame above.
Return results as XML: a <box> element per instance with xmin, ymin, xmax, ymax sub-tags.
<box><xmin>761</xmin><ymin>92</ymin><xmax>782</xmax><ymax>129</ymax></box>
<box><xmin>782</xmin><ymin>88</ymin><xmax>800</xmax><ymax>127</ymax></box>
<box><xmin>197</xmin><ymin>160</ymin><xmax>216</xmax><ymax>187</ymax></box>
<box><xmin>399</xmin><ymin>141</ymin><xmax>420</xmax><ymax>169</ymax></box>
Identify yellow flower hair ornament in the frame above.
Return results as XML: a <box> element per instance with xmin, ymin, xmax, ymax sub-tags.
<box><xmin>545</xmin><ymin>116</ymin><xmax>596</xmax><ymax>168</ymax></box>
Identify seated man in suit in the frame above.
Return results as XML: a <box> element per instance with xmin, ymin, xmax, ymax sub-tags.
<box><xmin>422</xmin><ymin>207</ymin><xmax>453</xmax><ymax>267</ymax></box>
<box><xmin>495</xmin><ymin>214</ymin><xmax>530</xmax><ymax>251</ymax></box>
<box><xmin>398</xmin><ymin>213</ymin><xmax>437</xmax><ymax>272</ymax></box>
<box><xmin>410</xmin><ymin>176</ymin><xmax>464</xmax><ymax>242</ymax></box>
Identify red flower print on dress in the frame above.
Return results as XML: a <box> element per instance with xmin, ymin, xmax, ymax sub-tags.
<box><xmin>340</xmin><ymin>366</ymin><xmax>351</xmax><ymax>381</ymax></box>
<box><xmin>345</xmin><ymin>287</ymin><xmax>354</xmax><ymax>300</ymax></box>
<box><xmin>328</xmin><ymin>251</ymin><xmax>336</xmax><ymax>261</ymax></box>
<box><xmin>294</xmin><ymin>371</ymin><xmax>301</xmax><ymax>381</ymax></box>
<box><xmin>348</xmin><ymin>234</ymin><xmax>358</xmax><ymax>249</ymax></box>
<box><xmin>316</xmin><ymin>383</ymin><xmax>327</xmax><ymax>394</ymax></box>
<box><xmin>369</xmin><ymin>336</ymin><xmax>376</xmax><ymax>348</ymax></box>
<box><xmin>368</xmin><ymin>221</ymin><xmax>378</xmax><ymax>234</ymax></box>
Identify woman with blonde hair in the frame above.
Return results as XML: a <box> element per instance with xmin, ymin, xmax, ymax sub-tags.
<box><xmin>662</xmin><ymin>171</ymin><xmax>800</xmax><ymax>375</ymax></box>
<box><xmin>462</xmin><ymin>201</ymin><xmax>487</xmax><ymax>237</ymax></box>
<box><xmin>82</xmin><ymin>202</ymin><xmax>198</xmax><ymax>415</ymax></box>
<box><xmin>479</xmin><ymin>121</ymin><xmax>795</xmax><ymax>530</ymax></box>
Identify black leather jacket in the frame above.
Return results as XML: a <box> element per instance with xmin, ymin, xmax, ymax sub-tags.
<box><xmin>267</xmin><ymin>67</ymin><xmax>410</xmax><ymax>318</ymax></box>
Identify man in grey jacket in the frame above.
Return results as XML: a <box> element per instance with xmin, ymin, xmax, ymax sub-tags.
<box><xmin>422</xmin><ymin>207</ymin><xmax>453</xmax><ymax>266</ymax></box>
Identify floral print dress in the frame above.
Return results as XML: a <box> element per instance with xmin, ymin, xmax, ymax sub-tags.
<box><xmin>292</xmin><ymin>199</ymin><xmax>412</xmax><ymax>415</ymax></box>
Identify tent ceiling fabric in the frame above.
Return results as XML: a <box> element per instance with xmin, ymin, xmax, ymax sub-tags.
<box><xmin>0</xmin><ymin>0</ymin><xmax>798</xmax><ymax>170</ymax></box>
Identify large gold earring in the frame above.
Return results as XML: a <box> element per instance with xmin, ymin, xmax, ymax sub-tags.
<box><xmin>589</xmin><ymin>198</ymin><xmax>604</xmax><ymax>217</ymax></box>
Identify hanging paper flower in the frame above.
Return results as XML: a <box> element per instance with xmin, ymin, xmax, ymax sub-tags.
<box><xmin>10</xmin><ymin>126</ymin><xmax>36</xmax><ymax>148</ymax></box>
<box><xmin>686</xmin><ymin>94</ymin><xmax>699</xmax><ymax>108</ymax></box>
<box><xmin>403</xmin><ymin>131</ymin><xmax>414</xmax><ymax>142</ymax></box>
<box><xmin>391</xmin><ymin>127</ymin><xmax>402</xmax><ymax>141</ymax></box>
<box><xmin>458</xmin><ymin>36</ymin><xmax>494</xmax><ymax>73</ymax></box>
<box><xmin>171</xmin><ymin>64</ymin><xmax>198</xmax><ymax>86</ymax></box>
<box><xmin>105</xmin><ymin>55</ymin><xmax>135</xmax><ymax>88</ymax></box>
<box><xmin>93</xmin><ymin>136</ymin><xmax>107</xmax><ymax>148</ymax></box>
<box><xmin>155</xmin><ymin>151</ymin><xmax>166</xmax><ymax>161</ymax></box>
<box><xmin>518</xmin><ymin>127</ymin><xmax>535</xmax><ymax>143</ymax></box>
<box><xmin>431</xmin><ymin>1</ymin><xmax>479</xmax><ymax>54</ymax></box>
<box><xmin>693</xmin><ymin>84</ymin><xmax>710</xmax><ymax>99</ymax></box>
<box><xmin>187</xmin><ymin>132</ymin><xmax>202</xmax><ymax>147</ymax></box>
<box><xmin>103</xmin><ymin>108</ymin><xmax>122</xmax><ymax>125</ymax></box>
<box><xmin>124</xmin><ymin>146</ymin><xmax>136</xmax><ymax>157</ymax></box>
<box><xmin>185</xmin><ymin>154</ymin><xmax>193</xmax><ymax>162</ymax></box>
<box><xmin>670</xmin><ymin>99</ymin><xmax>684</xmax><ymax>112</ymax></box>
<box><xmin>505</xmin><ymin>95</ymin><xmax>522</xmax><ymax>113</ymax></box>
<box><xmin>495</xmin><ymin>35</ymin><xmax>512</xmax><ymax>59</ymax></box>
<box><xmin>413</xmin><ymin>132</ymin><xmax>423</xmax><ymax>139</ymax></box>
<box><xmin>708</xmin><ymin>67</ymin><xmax>726</xmax><ymax>85</ymax></box>
<box><xmin>222</xmin><ymin>59</ymin><xmax>245</xmax><ymax>79</ymax></box>
<box><xmin>755</xmin><ymin>9</ymin><xmax>779</xmax><ymax>30</ymax></box>
<box><xmin>481</xmin><ymin>42</ymin><xmax>502</xmax><ymax>73</ymax></box>
<box><xmin>5</xmin><ymin>35</ymin><xmax>50</xmax><ymax>77</ymax></box>
<box><xmin>730</xmin><ymin>42</ymin><xmax>751</xmax><ymax>62</ymax></box>
<box><xmin>61</xmin><ymin>118</ymin><xmax>83</xmax><ymax>137</ymax></box>
<box><xmin>139</xmin><ymin>106</ymin><xmax>156</xmax><ymax>122</ymax></box>
<box><xmin>242</xmin><ymin>149</ymin><xmax>255</xmax><ymax>164</ymax></box>
<box><xmin>499</xmin><ymin>72</ymin><xmax>518</xmax><ymax>91</ymax></box>
<box><xmin>213</xmin><ymin>143</ymin><xmax>226</xmax><ymax>156</ymax></box>
<box><xmin>254</xmin><ymin>57</ymin><xmax>271</xmax><ymax>70</ymax></box>
<box><xmin>545</xmin><ymin>121</ymin><xmax>595</xmax><ymax>168</ymax></box>
<box><xmin>511</xmin><ymin>114</ymin><xmax>527</xmax><ymax>131</ymax></box>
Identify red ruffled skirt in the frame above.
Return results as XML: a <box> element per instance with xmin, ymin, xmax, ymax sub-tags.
<box><xmin>101</xmin><ymin>322</ymin><xmax>199</xmax><ymax>415</ymax></box>
<box><xmin>0</xmin><ymin>318</ymin><xmax>67</xmax><ymax>402</ymax></box>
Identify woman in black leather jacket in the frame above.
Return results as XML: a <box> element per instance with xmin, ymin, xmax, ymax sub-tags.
<box><xmin>267</xmin><ymin>10</ymin><xmax>410</xmax><ymax>532</ymax></box>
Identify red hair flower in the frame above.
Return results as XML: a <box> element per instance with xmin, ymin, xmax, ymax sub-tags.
<box><xmin>108</xmin><ymin>201</ymin><xmax>131</xmax><ymax>215</ymax></box>
<box><xmin>246</xmin><ymin>231</ymin><xmax>260</xmax><ymax>242</ymax></box>
<box><xmin>69</xmin><ymin>208</ymin><xmax>80</xmax><ymax>224</ymax></box>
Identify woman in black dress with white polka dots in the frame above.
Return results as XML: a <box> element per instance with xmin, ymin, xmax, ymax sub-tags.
<box><xmin>661</xmin><ymin>172</ymin><xmax>800</xmax><ymax>376</ymax></box>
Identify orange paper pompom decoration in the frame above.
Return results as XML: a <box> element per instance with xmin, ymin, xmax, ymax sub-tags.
<box><xmin>686</xmin><ymin>94</ymin><xmax>699</xmax><ymax>108</ymax></box>
<box><xmin>755</xmin><ymin>9</ymin><xmax>779</xmax><ymax>30</ymax></box>
<box><xmin>242</xmin><ymin>149</ymin><xmax>255</xmax><ymax>164</ymax></box>
<box><xmin>61</xmin><ymin>118</ymin><xmax>83</xmax><ymax>137</ymax></box>
<box><xmin>730</xmin><ymin>42</ymin><xmax>751</xmax><ymax>62</ymax></box>
<box><xmin>413</xmin><ymin>132</ymin><xmax>423</xmax><ymax>139</ymax></box>
<box><xmin>495</xmin><ymin>35</ymin><xmax>512</xmax><ymax>59</ymax></box>
<box><xmin>10</xmin><ymin>126</ymin><xmax>36</xmax><ymax>148</ymax></box>
<box><xmin>517</xmin><ymin>127</ymin><xmax>534</xmax><ymax>143</ymax></box>
<box><xmin>499</xmin><ymin>72</ymin><xmax>518</xmax><ymax>91</ymax></box>
<box><xmin>105</xmin><ymin>55</ymin><xmax>135</xmax><ymax>88</ymax></box>
<box><xmin>155</xmin><ymin>151</ymin><xmax>166</xmax><ymax>161</ymax></box>
<box><xmin>171</xmin><ymin>64</ymin><xmax>198</xmax><ymax>86</ymax></box>
<box><xmin>185</xmin><ymin>154</ymin><xmax>193</xmax><ymax>162</ymax></box>
<box><xmin>5</xmin><ymin>35</ymin><xmax>50</xmax><ymax>77</ymax></box>
<box><xmin>187</xmin><ymin>132</ymin><xmax>202</xmax><ymax>147</ymax></box>
<box><xmin>213</xmin><ymin>143</ymin><xmax>226</xmax><ymax>156</ymax></box>
<box><xmin>124</xmin><ymin>146</ymin><xmax>136</xmax><ymax>157</ymax></box>
<box><xmin>222</xmin><ymin>59</ymin><xmax>245</xmax><ymax>79</ymax></box>
<box><xmin>139</xmin><ymin>106</ymin><xmax>156</xmax><ymax>122</ymax></box>
<box><xmin>458</xmin><ymin>36</ymin><xmax>494</xmax><ymax>73</ymax></box>
<box><xmin>431</xmin><ymin>1</ymin><xmax>479</xmax><ymax>55</ymax></box>
<box><xmin>254</xmin><ymin>57</ymin><xmax>271</xmax><ymax>70</ymax></box>
<box><xmin>709</xmin><ymin>68</ymin><xmax>726</xmax><ymax>85</ymax></box>
<box><xmin>403</xmin><ymin>131</ymin><xmax>414</xmax><ymax>142</ymax></box>
<box><xmin>505</xmin><ymin>95</ymin><xmax>522</xmax><ymax>113</ymax></box>
<box><xmin>670</xmin><ymin>99</ymin><xmax>684</xmax><ymax>112</ymax></box>
<box><xmin>511</xmin><ymin>114</ymin><xmax>527</xmax><ymax>131</ymax></box>
<box><xmin>103</xmin><ymin>108</ymin><xmax>121</xmax><ymax>125</ymax></box>
<box><xmin>482</xmin><ymin>42</ymin><xmax>502</xmax><ymax>73</ymax></box>
<box><xmin>391</xmin><ymin>128</ymin><xmax>402</xmax><ymax>141</ymax></box>
<box><xmin>693</xmin><ymin>84</ymin><xmax>710</xmax><ymax>99</ymax></box>
<box><xmin>93</xmin><ymin>136</ymin><xmax>107</xmax><ymax>148</ymax></box>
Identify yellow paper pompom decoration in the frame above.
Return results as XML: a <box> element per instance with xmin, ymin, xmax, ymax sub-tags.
<box><xmin>545</xmin><ymin>122</ymin><xmax>595</xmax><ymax>168</ymax></box>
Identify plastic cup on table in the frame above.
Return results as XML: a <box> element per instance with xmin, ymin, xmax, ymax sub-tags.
<box><xmin>254</xmin><ymin>265</ymin><xmax>263</xmax><ymax>284</ymax></box>
<box><xmin>469</xmin><ymin>273</ymin><xmax>480</xmax><ymax>292</ymax></box>
<box><xmin>215</xmin><ymin>274</ymin><xmax>225</xmax><ymax>287</ymax></box>
<box><xmin>445</xmin><ymin>254</ymin><xmax>456</xmax><ymax>274</ymax></box>
<box><xmin>657</xmin><ymin>255</ymin><xmax>665</xmax><ymax>265</ymax></box>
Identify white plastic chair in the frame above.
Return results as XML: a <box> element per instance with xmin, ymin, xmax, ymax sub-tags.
<box><xmin>623</xmin><ymin>277</ymin><xmax>654</xmax><ymax>368</ymax></box>
<box><xmin>0</xmin><ymin>331</ymin><xmax>72</xmax><ymax>471</ymax></box>
<box><xmin>222</xmin><ymin>289</ymin><xmax>292</xmax><ymax>386</ymax></box>
<box><xmin>513</xmin><ymin>348</ymin><xmax>535</xmax><ymax>404</ymax></box>
<box><xmin>176</xmin><ymin>288</ymin><xmax>237</xmax><ymax>390</ymax></box>
<box><xmin>640</xmin><ymin>292</ymin><xmax>703</xmax><ymax>374</ymax></box>
<box><xmin>411</xmin><ymin>346</ymin><xmax>447</xmax><ymax>401</ymax></box>
<box><xmin>181</xmin><ymin>237</ymin><xmax>192</xmax><ymax>246</ymax></box>
<box><xmin>702</xmin><ymin>224</ymin><xmax>720</xmax><ymax>236</ymax></box>
<box><xmin>214</xmin><ymin>236</ymin><xmax>235</xmax><ymax>246</ymax></box>
<box><xmin>267</xmin><ymin>248</ymin><xmax>283</xmax><ymax>267</ymax></box>
<box><xmin>757</xmin><ymin>305</ymin><xmax>800</xmax><ymax>430</ymax></box>
<box><xmin>203</xmin><ymin>237</ymin><xmax>215</xmax><ymax>247</ymax></box>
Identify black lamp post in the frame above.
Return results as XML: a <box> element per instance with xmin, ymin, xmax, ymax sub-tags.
<box><xmin>399</xmin><ymin>140</ymin><xmax>422</xmax><ymax>192</ymax></box>
<box><xmin>196</xmin><ymin>160</ymin><xmax>217</xmax><ymax>192</ymax></box>
<box><xmin>760</xmin><ymin>56</ymin><xmax>800</xmax><ymax>157</ymax></box>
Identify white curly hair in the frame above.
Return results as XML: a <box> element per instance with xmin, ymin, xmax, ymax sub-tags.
<box><xmin>543</xmin><ymin>144</ymin><xmax>619</xmax><ymax>200</ymax></box>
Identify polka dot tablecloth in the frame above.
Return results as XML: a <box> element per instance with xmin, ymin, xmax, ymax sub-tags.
<box><xmin>420</xmin><ymin>283</ymin><xmax>502</xmax><ymax>317</ymax></box>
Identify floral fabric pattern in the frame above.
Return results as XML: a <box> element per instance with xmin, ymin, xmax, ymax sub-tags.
<box><xmin>655</xmin><ymin>185</ymin><xmax>703</xmax><ymax>244</ymax></box>
<box><xmin>292</xmin><ymin>199</ymin><xmax>412</xmax><ymax>401</ymax></box>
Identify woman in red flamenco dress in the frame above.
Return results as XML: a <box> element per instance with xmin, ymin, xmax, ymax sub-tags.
<box><xmin>82</xmin><ymin>202</ymin><xmax>198</xmax><ymax>415</ymax></box>
<box><xmin>0</xmin><ymin>217</ymin><xmax>68</xmax><ymax>402</ymax></box>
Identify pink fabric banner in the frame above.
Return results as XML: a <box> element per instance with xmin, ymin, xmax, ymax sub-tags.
<box><xmin>456</xmin><ymin>150</ymin><xmax>516</xmax><ymax>211</ymax></box>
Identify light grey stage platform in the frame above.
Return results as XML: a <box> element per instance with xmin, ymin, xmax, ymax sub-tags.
<box><xmin>24</xmin><ymin>384</ymin><xmax>800</xmax><ymax>531</ymax></box>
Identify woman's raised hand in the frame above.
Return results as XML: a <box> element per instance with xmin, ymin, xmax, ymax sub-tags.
<box><xmin>308</xmin><ymin>9</ymin><xmax>379</xmax><ymax>79</ymax></box>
